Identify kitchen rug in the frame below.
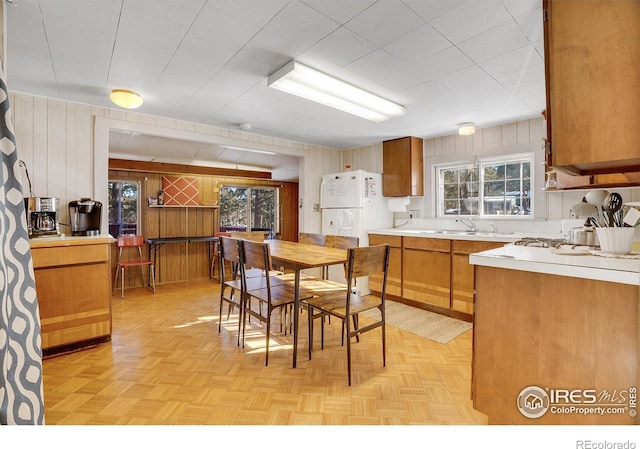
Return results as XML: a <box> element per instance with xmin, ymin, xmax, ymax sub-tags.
<box><xmin>360</xmin><ymin>300</ymin><xmax>472</xmax><ymax>344</ymax></box>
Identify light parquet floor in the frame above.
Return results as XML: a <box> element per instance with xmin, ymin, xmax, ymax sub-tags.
<box><xmin>42</xmin><ymin>278</ymin><xmax>488</xmax><ymax>425</ymax></box>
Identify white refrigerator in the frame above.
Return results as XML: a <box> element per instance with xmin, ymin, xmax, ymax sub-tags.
<box><xmin>320</xmin><ymin>170</ymin><xmax>392</xmax><ymax>294</ymax></box>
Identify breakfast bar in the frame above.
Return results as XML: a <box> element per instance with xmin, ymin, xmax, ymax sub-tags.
<box><xmin>470</xmin><ymin>244</ymin><xmax>639</xmax><ymax>424</ymax></box>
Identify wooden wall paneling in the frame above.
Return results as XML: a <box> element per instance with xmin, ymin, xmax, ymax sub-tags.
<box><xmin>66</xmin><ymin>103</ymin><xmax>92</xmax><ymax>204</ymax></box>
<box><xmin>45</xmin><ymin>99</ymin><xmax>68</xmax><ymax>224</ymax></box>
<box><xmin>32</xmin><ymin>96</ymin><xmax>49</xmax><ymax>197</ymax></box>
<box><xmin>12</xmin><ymin>93</ymin><xmax>35</xmax><ymax>185</ymax></box>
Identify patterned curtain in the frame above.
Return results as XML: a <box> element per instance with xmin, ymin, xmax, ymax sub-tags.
<box><xmin>0</xmin><ymin>62</ymin><xmax>45</xmax><ymax>424</ymax></box>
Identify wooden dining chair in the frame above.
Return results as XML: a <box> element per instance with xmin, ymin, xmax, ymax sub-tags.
<box><xmin>113</xmin><ymin>235</ymin><xmax>156</xmax><ymax>298</ymax></box>
<box><xmin>299</xmin><ymin>232</ymin><xmax>326</xmax><ymax>246</ymax></box>
<box><xmin>239</xmin><ymin>239</ymin><xmax>313</xmax><ymax>366</ymax></box>
<box><xmin>217</xmin><ymin>236</ymin><xmax>246</xmax><ymax>346</ymax></box>
<box><xmin>324</xmin><ymin>235</ymin><xmax>359</xmax><ymax>280</ymax></box>
<box><xmin>305</xmin><ymin>244</ymin><xmax>390</xmax><ymax>385</ymax></box>
<box><xmin>211</xmin><ymin>232</ymin><xmax>232</xmax><ymax>281</ymax></box>
<box><xmin>229</xmin><ymin>231</ymin><xmax>267</xmax><ymax>242</ymax></box>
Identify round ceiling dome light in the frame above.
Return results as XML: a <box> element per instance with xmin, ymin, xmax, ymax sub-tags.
<box><xmin>109</xmin><ymin>89</ymin><xmax>143</xmax><ymax>109</ymax></box>
<box><xmin>458</xmin><ymin>122</ymin><xmax>476</xmax><ymax>136</ymax></box>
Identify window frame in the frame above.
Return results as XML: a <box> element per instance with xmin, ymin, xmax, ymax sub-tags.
<box><xmin>436</xmin><ymin>153</ymin><xmax>534</xmax><ymax>219</ymax></box>
<box><xmin>219</xmin><ymin>185</ymin><xmax>280</xmax><ymax>234</ymax></box>
<box><xmin>108</xmin><ymin>179</ymin><xmax>142</xmax><ymax>236</ymax></box>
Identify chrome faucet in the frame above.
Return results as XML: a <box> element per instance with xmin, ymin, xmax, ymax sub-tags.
<box><xmin>456</xmin><ymin>218</ymin><xmax>475</xmax><ymax>231</ymax></box>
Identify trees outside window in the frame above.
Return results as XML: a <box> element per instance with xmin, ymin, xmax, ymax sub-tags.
<box><xmin>438</xmin><ymin>154</ymin><xmax>532</xmax><ymax>217</ymax></box>
<box><xmin>220</xmin><ymin>186</ymin><xmax>279</xmax><ymax>234</ymax></box>
<box><xmin>108</xmin><ymin>180</ymin><xmax>140</xmax><ymax>236</ymax></box>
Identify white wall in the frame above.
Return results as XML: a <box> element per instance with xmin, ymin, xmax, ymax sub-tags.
<box><xmin>10</xmin><ymin>91</ymin><xmax>342</xmax><ymax>235</ymax></box>
<box><xmin>342</xmin><ymin>117</ymin><xmax>640</xmax><ymax>235</ymax></box>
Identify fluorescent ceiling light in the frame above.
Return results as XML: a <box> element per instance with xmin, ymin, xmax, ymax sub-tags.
<box><xmin>222</xmin><ymin>145</ymin><xmax>277</xmax><ymax>155</ymax></box>
<box><xmin>267</xmin><ymin>60</ymin><xmax>406</xmax><ymax>122</ymax></box>
<box><xmin>109</xmin><ymin>89</ymin><xmax>143</xmax><ymax>109</ymax></box>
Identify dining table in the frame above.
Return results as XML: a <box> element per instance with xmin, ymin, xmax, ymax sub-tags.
<box><xmin>265</xmin><ymin>239</ymin><xmax>348</xmax><ymax>368</ymax></box>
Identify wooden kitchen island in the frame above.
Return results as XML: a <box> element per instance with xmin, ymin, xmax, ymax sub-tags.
<box><xmin>470</xmin><ymin>245</ymin><xmax>639</xmax><ymax>425</ymax></box>
<box><xmin>30</xmin><ymin>235</ymin><xmax>115</xmax><ymax>357</ymax></box>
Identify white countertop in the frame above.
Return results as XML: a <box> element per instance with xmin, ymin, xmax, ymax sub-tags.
<box><xmin>29</xmin><ymin>234</ymin><xmax>115</xmax><ymax>248</ymax></box>
<box><xmin>469</xmin><ymin>244</ymin><xmax>640</xmax><ymax>286</ymax></box>
<box><xmin>368</xmin><ymin>228</ymin><xmax>557</xmax><ymax>243</ymax></box>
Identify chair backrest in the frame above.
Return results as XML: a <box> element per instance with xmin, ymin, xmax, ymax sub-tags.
<box><xmin>345</xmin><ymin>244</ymin><xmax>390</xmax><ymax>297</ymax></box>
<box><xmin>116</xmin><ymin>235</ymin><xmax>146</xmax><ymax>262</ymax></box>
<box><xmin>239</xmin><ymin>239</ymin><xmax>274</xmax><ymax>289</ymax></box>
<box><xmin>219</xmin><ymin>236</ymin><xmax>241</xmax><ymax>264</ymax></box>
<box><xmin>325</xmin><ymin>235</ymin><xmax>359</xmax><ymax>249</ymax></box>
<box><xmin>240</xmin><ymin>239</ymin><xmax>272</xmax><ymax>272</ymax></box>
<box><xmin>117</xmin><ymin>235</ymin><xmax>144</xmax><ymax>248</ymax></box>
<box><xmin>230</xmin><ymin>231</ymin><xmax>266</xmax><ymax>242</ymax></box>
<box><xmin>299</xmin><ymin>232</ymin><xmax>326</xmax><ymax>246</ymax></box>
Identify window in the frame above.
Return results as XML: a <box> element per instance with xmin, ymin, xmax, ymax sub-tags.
<box><xmin>219</xmin><ymin>186</ymin><xmax>279</xmax><ymax>234</ymax></box>
<box><xmin>108</xmin><ymin>180</ymin><xmax>140</xmax><ymax>236</ymax></box>
<box><xmin>437</xmin><ymin>154</ymin><xmax>532</xmax><ymax>217</ymax></box>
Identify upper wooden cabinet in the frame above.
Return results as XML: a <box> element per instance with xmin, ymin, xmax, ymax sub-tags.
<box><xmin>382</xmin><ymin>136</ymin><xmax>424</xmax><ymax>197</ymax></box>
<box><xmin>543</xmin><ymin>0</ymin><xmax>640</xmax><ymax>176</ymax></box>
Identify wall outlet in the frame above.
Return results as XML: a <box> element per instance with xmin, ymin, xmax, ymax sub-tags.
<box><xmin>409</xmin><ymin>209</ymin><xmax>420</xmax><ymax>219</ymax></box>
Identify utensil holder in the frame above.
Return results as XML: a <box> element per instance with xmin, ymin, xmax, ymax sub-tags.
<box><xmin>595</xmin><ymin>227</ymin><xmax>636</xmax><ymax>255</ymax></box>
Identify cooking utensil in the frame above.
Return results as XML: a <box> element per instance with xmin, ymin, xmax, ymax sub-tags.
<box><xmin>585</xmin><ymin>189</ymin><xmax>610</xmax><ymax>207</ymax></box>
<box><xmin>567</xmin><ymin>225</ymin><xmax>599</xmax><ymax>246</ymax></box>
<box><xmin>603</xmin><ymin>192</ymin><xmax>623</xmax><ymax>227</ymax></box>
<box><xmin>622</xmin><ymin>203</ymin><xmax>640</xmax><ymax>227</ymax></box>
<box><xmin>570</xmin><ymin>202</ymin><xmax>598</xmax><ymax>219</ymax></box>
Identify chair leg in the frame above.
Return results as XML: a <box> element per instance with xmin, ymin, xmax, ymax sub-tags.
<box><xmin>346</xmin><ymin>314</ymin><xmax>352</xmax><ymax>386</ymax></box>
<box><xmin>149</xmin><ymin>264</ymin><xmax>156</xmax><ymax>293</ymax></box>
<box><xmin>237</xmin><ymin>292</ymin><xmax>244</xmax><ymax>347</ymax></box>
<box><xmin>265</xmin><ymin>308</ymin><xmax>271</xmax><ymax>366</ymax></box>
<box><xmin>218</xmin><ymin>288</ymin><xmax>225</xmax><ymax>333</ymax></box>
<box><xmin>382</xmin><ymin>321</ymin><xmax>386</xmax><ymax>368</ymax></box>
<box><xmin>113</xmin><ymin>266</ymin><xmax>119</xmax><ymax>292</ymax></box>
<box><xmin>307</xmin><ymin>304</ymin><xmax>313</xmax><ymax>360</ymax></box>
<box><xmin>120</xmin><ymin>267</ymin><xmax>125</xmax><ymax>298</ymax></box>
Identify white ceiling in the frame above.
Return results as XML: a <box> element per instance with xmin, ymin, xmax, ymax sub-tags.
<box><xmin>5</xmin><ymin>0</ymin><xmax>546</xmax><ymax>181</ymax></box>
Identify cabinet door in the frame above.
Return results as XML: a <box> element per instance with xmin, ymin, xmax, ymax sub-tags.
<box><xmin>451</xmin><ymin>240</ymin><xmax>504</xmax><ymax>315</ymax></box>
<box><xmin>369</xmin><ymin>234</ymin><xmax>402</xmax><ymax>297</ymax></box>
<box><xmin>545</xmin><ymin>0</ymin><xmax>640</xmax><ymax>174</ymax></box>
<box><xmin>402</xmin><ymin>237</ymin><xmax>450</xmax><ymax>309</ymax></box>
<box><xmin>382</xmin><ymin>137</ymin><xmax>424</xmax><ymax>196</ymax></box>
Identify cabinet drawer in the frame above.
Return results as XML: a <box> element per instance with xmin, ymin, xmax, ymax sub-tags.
<box><xmin>32</xmin><ymin>244</ymin><xmax>110</xmax><ymax>268</ymax></box>
<box><xmin>452</xmin><ymin>240</ymin><xmax>504</xmax><ymax>255</ymax></box>
<box><xmin>369</xmin><ymin>234</ymin><xmax>402</xmax><ymax>248</ymax></box>
<box><xmin>403</xmin><ymin>237</ymin><xmax>450</xmax><ymax>252</ymax></box>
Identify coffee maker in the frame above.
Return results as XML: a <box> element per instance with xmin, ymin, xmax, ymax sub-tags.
<box><xmin>26</xmin><ymin>197</ymin><xmax>61</xmax><ymax>238</ymax></box>
<box><xmin>69</xmin><ymin>198</ymin><xmax>102</xmax><ymax>236</ymax></box>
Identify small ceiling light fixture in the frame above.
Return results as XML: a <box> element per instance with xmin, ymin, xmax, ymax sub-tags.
<box><xmin>458</xmin><ymin>122</ymin><xmax>476</xmax><ymax>136</ymax></box>
<box><xmin>238</xmin><ymin>123</ymin><xmax>252</xmax><ymax>131</ymax></box>
<box><xmin>267</xmin><ymin>60</ymin><xmax>406</xmax><ymax>122</ymax></box>
<box><xmin>109</xmin><ymin>89</ymin><xmax>143</xmax><ymax>109</ymax></box>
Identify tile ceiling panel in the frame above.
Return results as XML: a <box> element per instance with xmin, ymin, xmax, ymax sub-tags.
<box><xmin>6</xmin><ymin>0</ymin><xmax>549</xmax><ymax>180</ymax></box>
<box><xmin>429</xmin><ymin>1</ymin><xmax>512</xmax><ymax>44</ymax></box>
<box><xmin>345</xmin><ymin>0</ymin><xmax>425</xmax><ymax>46</ymax></box>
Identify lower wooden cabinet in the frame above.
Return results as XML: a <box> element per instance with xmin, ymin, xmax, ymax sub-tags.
<box><xmin>451</xmin><ymin>240</ymin><xmax>504</xmax><ymax>314</ymax></box>
<box><xmin>31</xmin><ymin>237</ymin><xmax>114</xmax><ymax>354</ymax></box>
<box><xmin>369</xmin><ymin>233</ymin><xmax>507</xmax><ymax>318</ymax></box>
<box><xmin>403</xmin><ymin>237</ymin><xmax>451</xmax><ymax>309</ymax></box>
<box><xmin>368</xmin><ymin>234</ymin><xmax>402</xmax><ymax>297</ymax></box>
